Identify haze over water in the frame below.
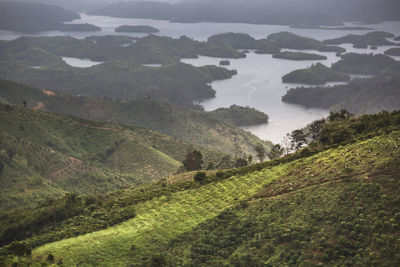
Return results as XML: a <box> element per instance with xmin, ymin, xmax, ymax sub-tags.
<box><xmin>1</xmin><ymin>14</ymin><xmax>399</xmax><ymax>143</ymax></box>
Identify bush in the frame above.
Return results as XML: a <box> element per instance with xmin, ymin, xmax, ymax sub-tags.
<box><xmin>194</xmin><ymin>172</ymin><xmax>207</xmax><ymax>183</ymax></box>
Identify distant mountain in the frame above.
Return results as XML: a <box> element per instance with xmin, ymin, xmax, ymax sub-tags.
<box><xmin>90</xmin><ymin>0</ymin><xmax>400</xmax><ymax>26</ymax></box>
<box><xmin>0</xmin><ymin>1</ymin><xmax>80</xmax><ymax>33</ymax></box>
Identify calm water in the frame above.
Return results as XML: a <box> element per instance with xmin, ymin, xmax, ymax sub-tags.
<box><xmin>1</xmin><ymin>14</ymin><xmax>399</xmax><ymax>143</ymax></box>
<box><xmin>62</xmin><ymin>57</ymin><xmax>103</xmax><ymax>68</ymax></box>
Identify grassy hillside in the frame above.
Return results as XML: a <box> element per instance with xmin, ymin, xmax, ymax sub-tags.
<box><xmin>0</xmin><ymin>79</ymin><xmax>271</xmax><ymax>157</ymax></box>
<box><xmin>0</xmin><ymin>104</ymin><xmax>231</xmax><ymax>210</ymax></box>
<box><xmin>4</xmin><ymin>112</ymin><xmax>397</xmax><ymax>266</ymax></box>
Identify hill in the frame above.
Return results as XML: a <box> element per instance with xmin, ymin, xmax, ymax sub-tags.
<box><xmin>282</xmin><ymin>76</ymin><xmax>400</xmax><ymax>114</ymax></box>
<box><xmin>0</xmin><ymin>79</ymin><xmax>271</xmax><ymax>157</ymax></box>
<box><xmin>0</xmin><ymin>104</ymin><xmax>233</xmax><ymax>210</ymax></box>
<box><xmin>282</xmin><ymin>63</ymin><xmax>350</xmax><ymax>85</ymax></box>
<box><xmin>90</xmin><ymin>0</ymin><xmax>400</xmax><ymax>26</ymax></box>
<box><xmin>2</xmin><ymin>111</ymin><xmax>399</xmax><ymax>265</ymax></box>
<box><xmin>0</xmin><ymin>1</ymin><xmax>80</xmax><ymax>33</ymax></box>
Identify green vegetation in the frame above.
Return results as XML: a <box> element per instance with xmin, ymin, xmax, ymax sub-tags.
<box><xmin>282</xmin><ymin>63</ymin><xmax>350</xmax><ymax>84</ymax></box>
<box><xmin>282</xmin><ymin>76</ymin><xmax>400</xmax><ymax>114</ymax></box>
<box><xmin>59</xmin><ymin>23</ymin><xmax>101</xmax><ymax>32</ymax></box>
<box><xmin>85</xmin><ymin>35</ymin><xmax>138</xmax><ymax>47</ymax></box>
<box><xmin>0</xmin><ymin>79</ymin><xmax>270</xmax><ymax>156</ymax></box>
<box><xmin>0</xmin><ymin>2</ymin><xmax>80</xmax><ymax>33</ymax></box>
<box><xmin>385</xmin><ymin>48</ymin><xmax>400</xmax><ymax>56</ymax></box>
<box><xmin>209</xmin><ymin>105</ymin><xmax>269</xmax><ymax>126</ymax></box>
<box><xmin>2</xmin><ymin>111</ymin><xmax>396</xmax><ymax>266</ymax></box>
<box><xmin>219</xmin><ymin>60</ymin><xmax>230</xmax><ymax>66</ymax></box>
<box><xmin>273</xmin><ymin>51</ymin><xmax>327</xmax><ymax>61</ymax></box>
<box><xmin>115</xmin><ymin>25</ymin><xmax>159</xmax><ymax>33</ymax></box>
<box><xmin>332</xmin><ymin>53</ymin><xmax>400</xmax><ymax>75</ymax></box>
<box><xmin>324</xmin><ymin>31</ymin><xmax>396</xmax><ymax>48</ymax></box>
<box><xmin>0</xmin><ymin>104</ymin><xmax>236</xmax><ymax>210</ymax></box>
<box><xmin>267</xmin><ymin>32</ymin><xmax>346</xmax><ymax>53</ymax></box>
<box><xmin>291</xmin><ymin>25</ymin><xmax>374</xmax><ymax>30</ymax></box>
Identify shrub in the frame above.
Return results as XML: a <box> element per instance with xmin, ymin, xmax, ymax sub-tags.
<box><xmin>194</xmin><ymin>172</ymin><xmax>207</xmax><ymax>183</ymax></box>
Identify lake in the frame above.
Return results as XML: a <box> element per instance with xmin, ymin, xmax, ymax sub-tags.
<box><xmin>1</xmin><ymin>14</ymin><xmax>399</xmax><ymax>143</ymax></box>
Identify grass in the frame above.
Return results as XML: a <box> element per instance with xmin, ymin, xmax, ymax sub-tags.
<box><xmin>31</xmin><ymin>130</ymin><xmax>400</xmax><ymax>265</ymax></box>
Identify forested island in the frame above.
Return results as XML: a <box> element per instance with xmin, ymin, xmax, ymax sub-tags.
<box><xmin>282</xmin><ymin>76</ymin><xmax>400</xmax><ymax>114</ymax></box>
<box><xmin>208</xmin><ymin>105</ymin><xmax>269</xmax><ymax>126</ymax></box>
<box><xmin>385</xmin><ymin>48</ymin><xmax>400</xmax><ymax>56</ymax></box>
<box><xmin>115</xmin><ymin>25</ymin><xmax>159</xmax><ymax>33</ymax></box>
<box><xmin>282</xmin><ymin>63</ymin><xmax>350</xmax><ymax>85</ymax></box>
<box><xmin>273</xmin><ymin>51</ymin><xmax>327</xmax><ymax>61</ymax></box>
<box><xmin>324</xmin><ymin>31</ymin><xmax>397</xmax><ymax>48</ymax></box>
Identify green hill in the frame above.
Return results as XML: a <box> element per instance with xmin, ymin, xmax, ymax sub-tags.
<box><xmin>0</xmin><ymin>104</ymin><xmax>232</xmax><ymax>210</ymax></box>
<box><xmin>2</xmin><ymin>111</ymin><xmax>399</xmax><ymax>266</ymax></box>
<box><xmin>0</xmin><ymin>79</ymin><xmax>270</xmax><ymax>157</ymax></box>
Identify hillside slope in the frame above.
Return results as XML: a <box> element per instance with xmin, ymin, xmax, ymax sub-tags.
<box><xmin>0</xmin><ymin>79</ymin><xmax>271</xmax><ymax>156</ymax></box>
<box><xmin>0</xmin><ymin>104</ymin><xmax>228</xmax><ymax>210</ymax></box>
<box><xmin>21</xmin><ymin>112</ymin><xmax>400</xmax><ymax>266</ymax></box>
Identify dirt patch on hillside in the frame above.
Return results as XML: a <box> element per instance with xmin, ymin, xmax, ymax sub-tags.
<box><xmin>42</xmin><ymin>90</ymin><xmax>55</xmax><ymax>96</ymax></box>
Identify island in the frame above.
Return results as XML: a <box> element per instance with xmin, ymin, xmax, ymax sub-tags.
<box><xmin>273</xmin><ymin>51</ymin><xmax>327</xmax><ymax>61</ymax></box>
<box><xmin>267</xmin><ymin>32</ymin><xmax>345</xmax><ymax>53</ymax></box>
<box><xmin>282</xmin><ymin>63</ymin><xmax>350</xmax><ymax>85</ymax></box>
<box><xmin>60</xmin><ymin>23</ymin><xmax>101</xmax><ymax>32</ymax></box>
<box><xmin>385</xmin><ymin>48</ymin><xmax>400</xmax><ymax>56</ymax></box>
<box><xmin>331</xmin><ymin>53</ymin><xmax>400</xmax><ymax>75</ymax></box>
<box><xmin>323</xmin><ymin>31</ymin><xmax>396</xmax><ymax>48</ymax></box>
<box><xmin>282</xmin><ymin>76</ymin><xmax>400</xmax><ymax>114</ymax></box>
<box><xmin>290</xmin><ymin>25</ymin><xmax>374</xmax><ymax>31</ymax></box>
<box><xmin>208</xmin><ymin>105</ymin><xmax>269</xmax><ymax>126</ymax></box>
<box><xmin>115</xmin><ymin>25</ymin><xmax>160</xmax><ymax>33</ymax></box>
<box><xmin>219</xmin><ymin>60</ymin><xmax>230</xmax><ymax>66</ymax></box>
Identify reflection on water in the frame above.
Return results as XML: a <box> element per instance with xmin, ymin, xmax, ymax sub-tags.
<box><xmin>62</xmin><ymin>57</ymin><xmax>103</xmax><ymax>68</ymax></box>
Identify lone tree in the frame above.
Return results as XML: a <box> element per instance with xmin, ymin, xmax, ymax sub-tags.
<box><xmin>309</xmin><ymin>119</ymin><xmax>326</xmax><ymax>140</ymax></box>
<box><xmin>194</xmin><ymin>171</ymin><xmax>207</xmax><ymax>183</ymax></box>
<box><xmin>255</xmin><ymin>144</ymin><xmax>266</xmax><ymax>162</ymax></box>
<box><xmin>290</xmin><ymin>129</ymin><xmax>307</xmax><ymax>151</ymax></box>
<box><xmin>183</xmin><ymin>150</ymin><xmax>203</xmax><ymax>171</ymax></box>
<box><xmin>328</xmin><ymin>109</ymin><xmax>353</xmax><ymax>122</ymax></box>
<box><xmin>269</xmin><ymin>144</ymin><xmax>284</xmax><ymax>159</ymax></box>
<box><xmin>22</xmin><ymin>100</ymin><xmax>27</xmax><ymax>108</ymax></box>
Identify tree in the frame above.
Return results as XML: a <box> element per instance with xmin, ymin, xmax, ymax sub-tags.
<box><xmin>194</xmin><ymin>171</ymin><xmax>207</xmax><ymax>183</ymax></box>
<box><xmin>22</xmin><ymin>100</ymin><xmax>27</xmax><ymax>108</ymax></box>
<box><xmin>235</xmin><ymin>157</ymin><xmax>248</xmax><ymax>168</ymax></box>
<box><xmin>282</xmin><ymin>133</ymin><xmax>292</xmax><ymax>155</ymax></box>
<box><xmin>7</xmin><ymin>242</ymin><xmax>31</xmax><ymax>259</ymax></box>
<box><xmin>247</xmin><ymin>155</ymin><xmax>253</xmax><ymax>165</ymax></box>
<box><xmin>290</xmin><ymin>129</ymin><xmax>307</xmax><ymax>151</ymax></box>
<box><xmin>183</xmin><ymin>150</ymin><xmax>203</xmax><ymax>171</ymax></box>
<box><xmin>309</xmin><ymin>119</ymin><xmax>326</xmax><ymax>140</ymax></box>
<box><xmin>255</xmin><ymin>144</ymin><xmax>266</xmax><ymax>162</ymax></box>
<box><xmin>0</xmin><ymin>161</ymin><xmax>4</xmax><ymax>175</ymax></box>
<box><xmin>328</xmin><ymin>109</ymin><xmax>353</xmax><ymax>122</ymax></box>
<box><xmin>269</xmin><ymin>144</ymin><xmax>284</xmax><ymax>159</ymax></box>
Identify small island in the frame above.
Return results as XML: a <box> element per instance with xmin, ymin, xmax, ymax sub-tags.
<box><xmin>115</xmin><ymin>25</ymin><xmax>160</xmax><ymax>33</ymax></box>
<box><xmin>219</xmin><ymin>60</ymin><xmax>230</xmax><ymax>66</ymax></box>
<box><xmin>60</xmin><ymin>23</ymin><xmax>101</xmax><ymax>32</ymax></box>
<box><xmin>385</xmin><ymin>48</ymin><xmax>400</xmax><ymax>56</ymax></box>
<box><xmin>208</xmin><ymin>105</ymin><xmax>269</xmax><ymax>126</ymax></box>
<box><xmin>282</xmin><ymin>63</ymin><xmax>350</xmax><ymax>85</ymax></box>
<box><xmin>290</xmin><ymin>25</ymin><xmax>374</xmax><ymax>31</ymax></box>
<box><xmin>273</xmin><ymin>51</ymin><xmax>327</xmax><ymax>61</ymax></box>
<box><xmin>395</xmin><ymin>36</ymin><xmax>400</xmax><ymax>41</ymax></box>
